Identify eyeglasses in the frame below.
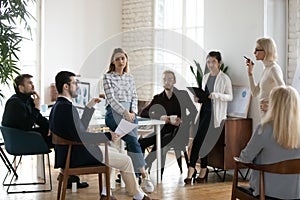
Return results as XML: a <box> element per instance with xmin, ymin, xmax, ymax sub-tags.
<box><xmin>163</xmin><ymin>78</ymin><xmax>174</xmax><ymax>83</ymax></box>
<box><xmin>68</xmin><ymin>81</ymin><xmax>78</xmax><ymax>86</ymax></box>
<box><xmin>254</xmin><ymin>48</ymin><xmax>264</xmax><ymax>53</ymax></box>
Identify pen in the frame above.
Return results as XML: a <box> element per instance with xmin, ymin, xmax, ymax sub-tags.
<box><xmin>244</xmin><ymin>56</ymin><xmax>254</xmax><ymax>65</ymax></box>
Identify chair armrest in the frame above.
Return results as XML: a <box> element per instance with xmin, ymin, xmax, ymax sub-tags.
<box><xmin>51</xmin><ymin>132</ymin><xmax>108</xmax><ymax>146</ymax></box>
<box><xmin>233</xmin><ymin>156</ymin><xmax>260</xmax><ymax>170</ymax></box>
<box><xmin>51</xmin><ymin>132</ymin><xmax>109</xmax><ymax>167</ymax></box>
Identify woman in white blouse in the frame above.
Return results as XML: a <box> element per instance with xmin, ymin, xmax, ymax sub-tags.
<box><xmin>103</xmin><ymin>48</ymin><xmax>153</xmax><ymax>193</ymax></box>
<box><xmin>245</xmin><ymin>37</ymin><xmax>285</xmax><ymax>119</ymax></box>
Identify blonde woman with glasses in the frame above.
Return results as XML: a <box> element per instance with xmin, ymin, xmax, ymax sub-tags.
<box><xmin>239</xmin><ymin>86</ymin><xmax>300</xmax><ymax>199</ymax></box>
<box><xmin>245</xmin><ymin>37</ymin><xmax>285</xmax><ymax>119</ymax></box>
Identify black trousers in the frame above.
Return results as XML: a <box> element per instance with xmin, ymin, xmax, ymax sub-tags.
<box><xmin>189</xmin><ymin>106</ymin><xmax>211</xmax><ymax>168</ymax></box>
<box><xmin>138</xmin><ymin>131</ymin><xmax>174</xmax><ymax>174</ymax></box>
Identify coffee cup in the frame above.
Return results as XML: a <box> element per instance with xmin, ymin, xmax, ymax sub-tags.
<box><xmin>72</xmin><ymin>182</ymin><xmax>77</xmax><ymax>192</ymax></box>
<box><xmin>170</xmin><ymin>115</ymin><xmax>177</xmax><ymax>123</ymax></box>
<box><xmin>41</xmin><ymin>104</ymin><xmax>48</xmax><ymax>112</ymax></box>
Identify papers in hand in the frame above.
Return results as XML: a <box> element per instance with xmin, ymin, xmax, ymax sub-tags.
<box><xmin>115</xmin><ymin>119</ymin><xmax>138</xmax><ymax>139</ymax></box>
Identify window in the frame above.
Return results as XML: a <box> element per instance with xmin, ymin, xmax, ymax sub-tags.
<box><xmin>0</xmin><ymin>1</ymin><xmax>39</xmax><ymax>116</ymax></box>
<box><xmin>18</xmin><ymin>1</ymin><xmax>39</xmax><ymax>85</ymax></box>
<box><xmin>154</xmin><ymin>0</ymin><xmax>204</xmax><ymax>91</ymax></box>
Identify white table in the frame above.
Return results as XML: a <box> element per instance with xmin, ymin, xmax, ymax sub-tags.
<box><xmin>90</xmin><ymin>118</ymin><xmax>165</xmax><ymax>184</ymax></box>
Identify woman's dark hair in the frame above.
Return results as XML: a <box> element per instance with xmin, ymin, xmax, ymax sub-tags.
<box><xmin>55</xmin><ymin>71</ymin><xmax>76</xmax><ymax>94</ymax></box>
<box><xmin>207</xmin><ymin>51</ymin><xmax>222</xmax><ymax>63</ymax></box>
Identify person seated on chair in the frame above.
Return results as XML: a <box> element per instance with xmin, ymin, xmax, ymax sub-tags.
<box><xmin>1</xmin><ymin>74</ymin><xmax>88</xmax><ymax>189</ymax></box>
<box><xmin>239</xmin><ymin>86</ymin><xmax>300</xmax><ymax>200</ymax></box>
<box><xmin>138</xmin><ymin>70</ymin><xmax>197</xmax><ymax>178</ymax></box>
<box><xmin>49</xmin><ymin>71</ymin><xmax>155</xmax><ymax>200</ymax></box>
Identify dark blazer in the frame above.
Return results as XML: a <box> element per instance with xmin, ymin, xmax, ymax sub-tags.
<box><xmin>49</xmin><ymin>97</ymin><xmax>110</xmax><ymax>168</ymax></box>
<box><xmin>140</xmin><ymin>87</ymin><xmax>197</xmax><ymax>146</ymax></box>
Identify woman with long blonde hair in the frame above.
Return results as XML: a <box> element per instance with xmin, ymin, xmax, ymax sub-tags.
<box><xmin>103</xmin><ymin>48</ymin><xmax>154</xmax><ymax>193</ymax></box>
<box><xmin>239</xmin><ymin>86</ymin><xmax>300</xmax><ymax>199</ymax></box>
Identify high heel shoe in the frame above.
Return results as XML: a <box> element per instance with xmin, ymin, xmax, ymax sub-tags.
<box><xmin>195</xmin><ymin>168</ymin><xmax>208</xmax><ymax>183</ymax></box>
<box><xmin>184</xmin><ymin>168</ymin><xmax>197</xmax><ymax>184</ymax></box>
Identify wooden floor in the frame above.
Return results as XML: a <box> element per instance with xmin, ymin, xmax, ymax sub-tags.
<box><xmin>0</xmin><ymin>150</ymin><xmax>249</xmax><ymax>200</ymax></box>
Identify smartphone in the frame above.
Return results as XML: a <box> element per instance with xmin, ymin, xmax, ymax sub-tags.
<box><xmin>244</xmin><ymin>56</ymin><xmax>254</xmax><ymax>65</ymax></box>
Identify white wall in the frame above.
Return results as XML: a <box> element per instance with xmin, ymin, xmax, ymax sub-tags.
<box><xmin>204</xmin><ymin>0</ymin><xmax>286</xmax><ymax>127</ymax></box>
<box><xmin>41</xmin><ymin>0</ymin><xmax>286</xmax><ymax>128</ymax></box>
<box><xmin>42</xmin><ymin>0</ymin><xmax>122</xmax><ymax>103</ymax></box>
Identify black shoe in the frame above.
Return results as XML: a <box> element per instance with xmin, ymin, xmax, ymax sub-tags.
<box><xmin>67</xmin><ymin>175</ymin><xmax>89</xmax><ymax>189</ymax></box>
<box><xmin>115</xmin><ymin>174</ymin><xmax>121</xmax><ymax>183</ymax></box>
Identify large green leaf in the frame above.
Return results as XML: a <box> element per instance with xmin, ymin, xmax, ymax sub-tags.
<box><xmin>189</xmin><ymin>60</ymin><xmax>204</xmax><ymax>87</ymax></box>
<box><xmin>0</xmin><ymin>0</ymin><xmax>35</xmax><ymax>98</ymax></box>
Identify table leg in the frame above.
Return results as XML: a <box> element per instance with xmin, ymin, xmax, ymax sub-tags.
<box><xmin>37</xmin><ymin>154</ymin><xmax>44</xmax><ymax>178</ymax></box>
<box><xmin>155</xmin><ymin>124</ymin><xmax>161</xmax><ymax>184</ymax></box>
<box><xmin>120</xmin><ymin>140</ymin><xmax>125</xmax><ymax>188</ymax></box>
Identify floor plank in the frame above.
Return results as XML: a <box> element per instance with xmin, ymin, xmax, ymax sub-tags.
<box><xmin>0</xmin><ymin>150</ymin><xmax>248</xmax><ymax>200</ymax></box>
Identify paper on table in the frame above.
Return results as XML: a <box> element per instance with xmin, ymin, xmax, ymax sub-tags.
<box><xmin>115</xmin><ymin>119</ymin><xmax>138</xmax><ymax>139</ymax></box>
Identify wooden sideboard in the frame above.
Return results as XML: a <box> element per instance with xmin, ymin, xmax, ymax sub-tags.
<box><xmin>207</xmin><ymin>118</ymin><xmax>252</xmax><ymax>177</ymax></box>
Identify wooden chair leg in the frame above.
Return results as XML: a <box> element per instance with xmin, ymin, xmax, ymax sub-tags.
<box><xmin>106</xmin><ymin>168</ymin><xmax>110</xmax><ymax>200</ymax></box>
<box><xmin>61</xmin><ymin>173</ymin><xmax>69</xmax><ymax>200</ymax></box>
<box><xmin>99</xmin><ymin>173</ymin><xmax>102</xmax><ymax>196</ymax></box>
<box><xmin>57</xmin><ymin>173</ymin><xmax>63</xmax><ymax>200</ymax></box>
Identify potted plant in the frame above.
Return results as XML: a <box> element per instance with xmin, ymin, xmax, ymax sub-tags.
<box><xmin>0</xmin><ymin>0</ymin><xmax>35</xmax><ymax>99</ymax></box>
<box><xmin>189</xmin><ymin>60</ymin><xmax>207</xmax><ymax>87</ymax></box>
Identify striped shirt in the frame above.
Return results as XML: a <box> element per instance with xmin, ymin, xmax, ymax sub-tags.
<box><xmin>103</xmin><ymin>72</ymin><xmax>138</xmax><ymax>115</ymax></box>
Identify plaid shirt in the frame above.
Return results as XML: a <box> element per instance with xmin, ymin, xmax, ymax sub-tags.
<box><xmin>103</xmin><ymin>72</ymin><xmax>138</xmax><ymax>115</ymax></box>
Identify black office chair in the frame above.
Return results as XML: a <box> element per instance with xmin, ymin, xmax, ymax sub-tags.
<box><xmin>0</xmin><ymin>125</ymin><xmax>52</xmax><ymax>194</ymax></box>
<box><xmin>0</xmin><ymin>141</ymin><xmax>18</xmax><ymax>180</ymax></box>
<box><xmin>166</xmin><ymin>124</ymin><xmax>189</xmax><ymax>174</ymax></box>
<box><xmin>146</xmin><ymin>125</ymin><xmax>189</xmax><ymax>178</ymax></box>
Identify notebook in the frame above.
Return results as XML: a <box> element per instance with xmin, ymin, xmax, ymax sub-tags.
<box><xmin>187</xmin><ymin>87</ymin><xmax>209</xmax><ymax>102</ymax></box>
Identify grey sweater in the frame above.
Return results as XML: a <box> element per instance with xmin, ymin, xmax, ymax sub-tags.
<box><xmin>239</xmin><ymin>123</ymin><xmax>300</xmax><ymax>199</ymax></box>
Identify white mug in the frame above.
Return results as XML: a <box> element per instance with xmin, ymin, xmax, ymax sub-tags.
<box><xmin>170</xmin><ymin>115</ymin><xmax>177</xmax><ymax>123</ymax></box>
<box><xmin>71</xmin><ymin>182</ymin><xmax>77</xmax><ymax>192</ymax></box>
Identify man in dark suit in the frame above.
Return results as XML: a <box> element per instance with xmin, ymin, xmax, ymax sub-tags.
<box><xmin>1</xmin><ymin>74</ymin><xmax>88</xmax><ymax>189</ymax></box>
<box><xmin>138</xmin><ymin>70</ymin><xmax>197</xmax><ymax>177</ymax></box>
<box><xmin>49</xmin><ymin>71</ymin><xmax>155</xmax><ymax>200</ymax></box>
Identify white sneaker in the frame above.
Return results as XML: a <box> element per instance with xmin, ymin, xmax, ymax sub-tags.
<box><xmin>141</xmin><ymin>177</ymin><xmax>154</xmax><ymax>193</ymax></box>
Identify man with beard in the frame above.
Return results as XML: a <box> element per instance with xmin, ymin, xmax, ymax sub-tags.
<box><xmin>2</xmin><ymin>74</ymin><xmax>88</xmax><ymax>189</ymax></box>
<box><xmin>2</xmin><ymin>74</ymin><xmax>53</xmax><ymax>148</ymax></box>
<box><xmin>138</xmin><ymin>70</ymin><xmax>197</xmax><ymax>178</ymax></box>
<box><xmin>49</xmin><ymin>71</ymin><xmax>155</xmax><ymax>200</ymax></box>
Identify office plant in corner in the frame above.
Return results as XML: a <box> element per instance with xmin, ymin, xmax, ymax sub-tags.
<box><xmin>0</xmin><ymin>0</ymin><xmax>35</xmax><ymax>99</ymax></box>
<box><xmin>190</xmin><ymin>60</ymin><xmax>207</xmax><ymax>87</ymax></box>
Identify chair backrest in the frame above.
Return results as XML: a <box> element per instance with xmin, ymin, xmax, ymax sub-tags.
<box><xmin>52</xmin><ymin>133</ymin><xmax>83</xmax><ymax>146</ymax></box>
<box><xmin>51</xmin><ymin>132</ymin><xmax>109</xmax><ymax>167</ymax></box>
<box><xmin>51</xmin><ymin>131</ymin><xmax>110</xmax><ymax>200</ymax></box>
<box><xmin>0</xmin><ymin>126</ymin><xmax>50</xmax><ymax>156</ymax></box>
<box><xmin>232</xmin><ymin>157</ymin><xmax>300</xmax><ymax>200</ymax></box>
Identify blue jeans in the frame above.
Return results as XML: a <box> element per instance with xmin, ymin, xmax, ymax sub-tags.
<box><xmin>105</xmin><ymin>104</ymin><xmax>146</xmax><ymax>174</ymax></box>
